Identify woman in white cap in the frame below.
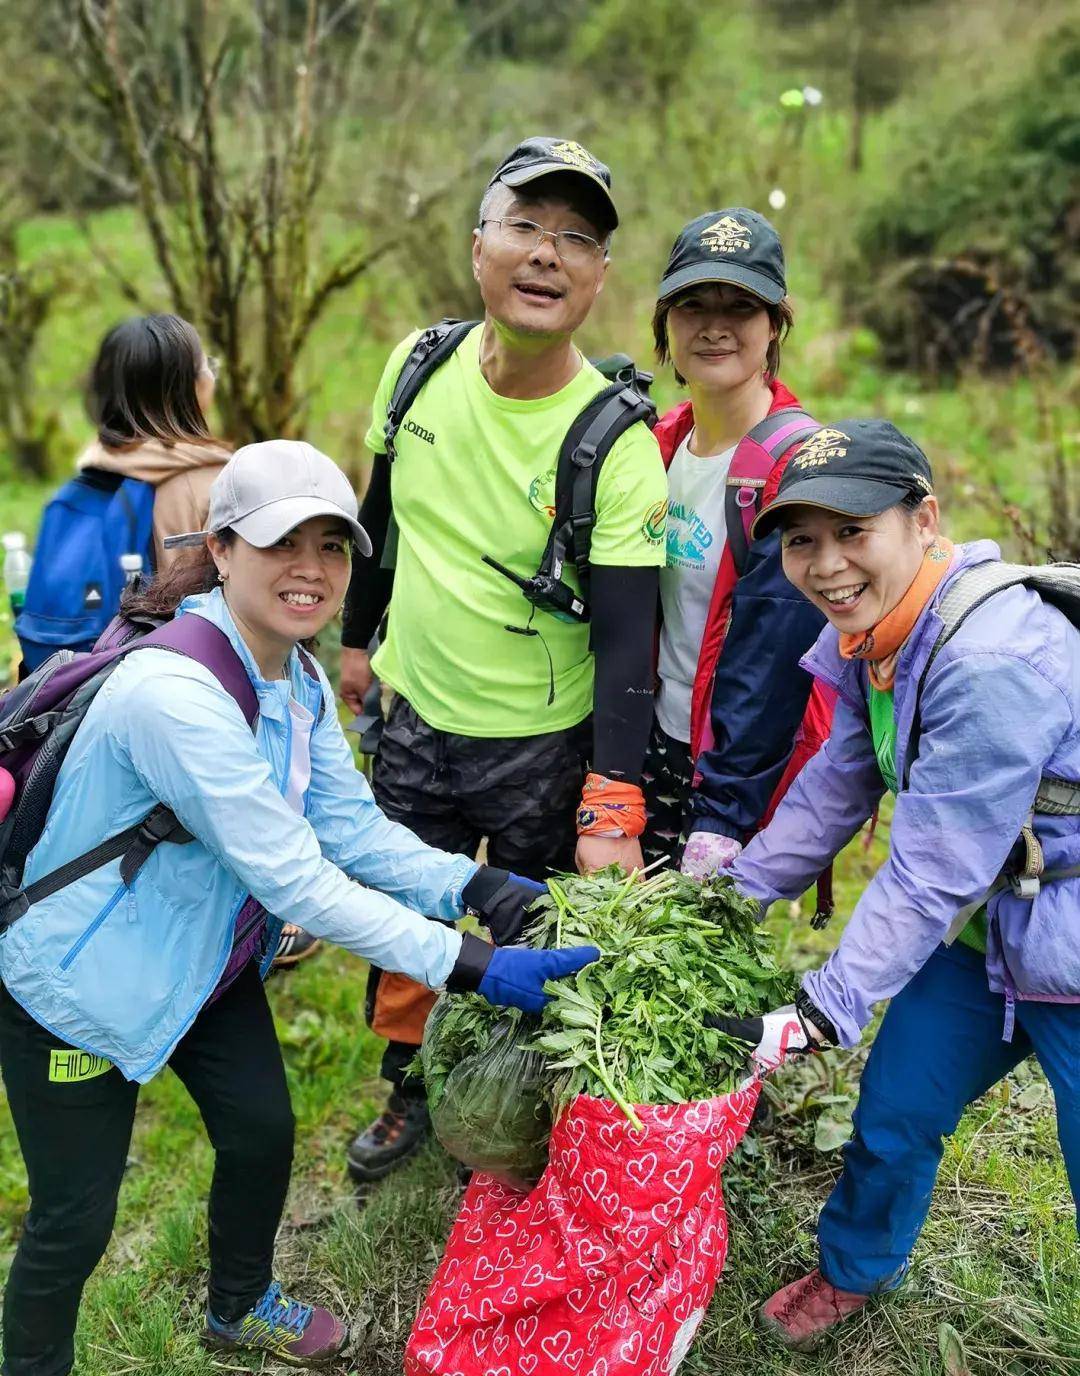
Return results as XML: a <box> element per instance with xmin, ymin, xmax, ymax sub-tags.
<box><xmin>0</xmin><ymin>440</ymin><xmax>595</xmax><ymax>1373</ymax></box>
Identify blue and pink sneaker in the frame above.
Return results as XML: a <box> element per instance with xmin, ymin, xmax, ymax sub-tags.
<box><xmin>203</xmin><ymin>1280</ymin><xmax>347</xmax><ymax>1367</ymax></box>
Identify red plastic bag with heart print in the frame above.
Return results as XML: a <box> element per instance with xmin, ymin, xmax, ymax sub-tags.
<box><xmin>405</xmin><ymin>1079</ymin><xmax>761</xmax><ymax>1376</ymax></box>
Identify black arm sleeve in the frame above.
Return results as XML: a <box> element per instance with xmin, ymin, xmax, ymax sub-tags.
<box><xmin>589</xmin><ymin>564</ymin><xmax>659</xmax><ymax>784</ymax></box>
<box><xmin>341</xmin><ymin>452</ymin><xmax>394</xmax><ymax>650</ymax></box>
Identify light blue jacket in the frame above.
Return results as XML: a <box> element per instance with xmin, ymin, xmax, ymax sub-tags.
<box><xmin>0</xmin><ymin>590</ymin><xmax>475</xmax><ymax>1081</ymax></box>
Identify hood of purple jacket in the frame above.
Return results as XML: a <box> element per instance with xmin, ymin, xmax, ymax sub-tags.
<box><xmin>732</xmin><ymin>539</ymin><xmax>1080</xmax><ymax>1045</ymax></box>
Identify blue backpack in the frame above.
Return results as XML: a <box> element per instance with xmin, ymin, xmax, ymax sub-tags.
<box><xmin>15</xmin><ymin>471</ymin><xmax>156</xmax><ymax>671</ymax></box>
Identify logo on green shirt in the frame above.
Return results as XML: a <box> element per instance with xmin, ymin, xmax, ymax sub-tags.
<box><xmin>403</xmin><ymin>418</ymin><xmax>435</xmax><ymax>446</ymax></box>
<box><xmin>642</xmin><ymin>499</ymin><xmax>667</xmax><ymax>544</ymax></box>
<box><xmin>528</xmin><ymin>466</ymin><xmax>557</xmax><ymax>518</ymax></box>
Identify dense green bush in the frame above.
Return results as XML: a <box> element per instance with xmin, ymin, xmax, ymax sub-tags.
<box><xmin>850</xmin><ymin>21</ymin><xmax>1080</xmax><ymax>372</ymax></box>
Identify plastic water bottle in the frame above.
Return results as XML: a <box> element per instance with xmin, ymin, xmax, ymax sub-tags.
<box><xmin>120</xmin><ymin>552</ymin><xmax>144</xmax><ymax>590</ymax></box>
<box><xmin>2</xmin><ymin>533</ymin><xmax>32</xmax><ymax>616</ymax></box>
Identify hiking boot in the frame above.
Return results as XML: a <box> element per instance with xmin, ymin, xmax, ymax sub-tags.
<box><xmin>202</xmin><ymin>1281</ymin><xmax>347</xmax><ymax>1367</ymax></box>
<box><xmin>272</xmin><ymin>925</ymin><xmax>322</xmax><ymax>969</ymax></box>
<box><xmin>346</xmin><ymin>1091</ymin><xmax>429</xmax><ymax>1183</ymax></box>
<box><xmin>759</xmin><ymin>1269</ymin><xmax>869</xmax><ymax>1350</ymax></box>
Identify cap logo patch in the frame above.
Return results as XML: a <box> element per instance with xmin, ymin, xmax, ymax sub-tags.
<box><xmin>793</xmin><ymin>427</ymin><xmax>851</xmax><ymax>468</ymax></box>
<box><xmin>700</xmin><ymin>215</ymin><xmax>751</xmax><ymax>255</ymax></box>
<box><xmin>911</xmin><ymin>472</ymin><xmax>933</xmax><ymax>494</ymax></box>
<box><xmin>550</xmin><ymin>140</ymin><xmax>599</xmax><ymax>173</ymax></box>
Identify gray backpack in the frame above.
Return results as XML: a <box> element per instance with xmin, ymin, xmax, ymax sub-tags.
<box><xmin>903</xmin><ymin>560</ymin><xmax>1080</xmax><ymax>927</ymax></box>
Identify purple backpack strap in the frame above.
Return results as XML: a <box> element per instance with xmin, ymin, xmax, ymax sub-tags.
<box><xmin>296</xmin><ymin>646</ymin><xmax>326</xmax><ymax>720</ymax></box>
<box><xmin>129</xmin><ymin>616</ymin><xmax>259</xmax><ymax>728</ymax></box>
<box><xmin>0</xmin><ymin>614</ymin><xmax>260</xmax><ymax>932</ymax></box>
<box><xmin>724</xmin><ymin>408</ymin><xmax>819</xmax><ymax>575</ymax></box>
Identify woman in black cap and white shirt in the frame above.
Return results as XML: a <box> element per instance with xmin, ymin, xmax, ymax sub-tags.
<box><xmin>643</xmin><ymin>208</ymin><xmax>835</xmax><ymax>883</ymax></box>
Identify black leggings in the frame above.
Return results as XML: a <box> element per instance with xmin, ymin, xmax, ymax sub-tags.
<box><xmin>640</xmin><ymin>718</ymin><xmax>694</xmax><ymax>868</ymax></box>
<box><xmin>0</xmin><ymin>962</ymin><xmax>294</xmax><ymax>1376</ymax></box>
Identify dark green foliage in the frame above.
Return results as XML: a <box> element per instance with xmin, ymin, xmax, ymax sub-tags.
<box><xmin>421</xmin><ymin>1003</ymin><xmax>551</xmax><ymax>1190</ymax></box>
<box><xmin>529</xmin><ymin>868</ymin><xmax>794</xmax><ymax>1127</ymax></box>
<box><xmin>851</xmin><ymin>21</ymin><xmax>1080</xmax><ymax>371</ymax></box>
<box><xmin>423</xmin><ymin>867</ymin><xmax>795</xmax><ymax>1165</ymax></box>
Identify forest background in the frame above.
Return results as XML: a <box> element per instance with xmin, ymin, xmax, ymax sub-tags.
<box><xmin>0</xmin><ymin>1</ymin><xmax>1078</xmax><ymax>1373</ymax></box>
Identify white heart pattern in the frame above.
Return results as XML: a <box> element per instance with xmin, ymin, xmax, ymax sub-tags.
<box><xmin>662</xmin><ymin>1159</ymin><xmax>695</xmax><ymax>1197</ymax></box>
<box><xmin>409</xmin><ymin>1093</ymin><xmax>755</xmax><ymax>1376</ymax></box>
<box><xmin>626</xmin><ymin>1152</ymin><xmax>658</xmax><ymax>1186</ymax></box>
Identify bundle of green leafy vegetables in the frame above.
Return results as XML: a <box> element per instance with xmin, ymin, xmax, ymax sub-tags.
<box><xmin>421</xmin><ymin>1001</ymin><xmax>551</xmax><ymax>1189</ymax></box>
<box><xmin>421</xmin><ymin>867</ymin><xmax>794</xmax><ymax>1162</ymax></box>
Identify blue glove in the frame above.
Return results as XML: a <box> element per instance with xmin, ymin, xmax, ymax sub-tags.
<box><xmin>478</xmin><ymin>944</ymin><xmax>600</xmax><ymax>1015</ymax></box>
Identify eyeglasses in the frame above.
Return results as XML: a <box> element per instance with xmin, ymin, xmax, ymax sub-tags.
<box><xmin>479</xmin><ymin>217</ymin><xmax>604</xmax><ymax>265</ymax></box>
<box><xmin>203</xmin><ymin>355</ymin><xmax>220</xmax><ymax>380</ymax></box>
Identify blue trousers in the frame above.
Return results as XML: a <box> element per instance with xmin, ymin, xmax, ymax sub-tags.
<box><xmin>817</xmin><ymin>942</ymin><xmax>1080</xmax><ymax>1295</ymax></box>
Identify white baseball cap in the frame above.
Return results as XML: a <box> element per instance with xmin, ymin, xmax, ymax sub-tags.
<box><xmin>164</xmin><ymin>440</ymin><xmax>372</xmax><ymax>556</ymax></box>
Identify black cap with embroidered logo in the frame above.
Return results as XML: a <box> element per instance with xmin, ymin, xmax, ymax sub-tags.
<box><xmin>487</xmin><ymin>136</ymin><xmax>618</xmax><ymax>230</ymax></box>
<box><xmin>751</xmin><ymin>418</ymin><xmax>935</xmax><ymax>540</ymax></box>
<box><xmin>658</xmin><ymin>208</ymin><xmax>786</xmax><ymax>305</ymax></box>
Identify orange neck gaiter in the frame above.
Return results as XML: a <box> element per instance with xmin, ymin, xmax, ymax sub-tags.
<box><xmin>838</xmin><ymin>538</ymin><xmax>954</xmax><ymax>690</ymax></box>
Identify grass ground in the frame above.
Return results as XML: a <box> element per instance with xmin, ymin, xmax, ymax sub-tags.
<box><xmin>1</xmin><ymin>206</ymin><xmax>1077</xmax><ymax>1375</ymax></box>
<box><xmin>0</xmin><ymin>729</ymin><xmax>1074</xmax><ymax>1374</ymax></box>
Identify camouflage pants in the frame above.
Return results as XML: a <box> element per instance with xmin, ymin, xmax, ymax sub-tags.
<box><xmin>367</xmin><ymin>694</ymin><xmax>590</xmax><ymax>1090</ymax></box>
<box><xmin>641</xmin><ymin>718</ymin><xmax>693</xmax><ymax>869</ymax></box>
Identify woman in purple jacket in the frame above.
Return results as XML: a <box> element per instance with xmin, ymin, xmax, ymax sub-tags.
<box><xmin>710</xmin><ymin>417</ymin><xmax>1080</xmax><ymax>1349</ymax></box>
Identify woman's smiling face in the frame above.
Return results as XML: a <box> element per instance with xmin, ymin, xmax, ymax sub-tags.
<box><xmin>779</xmin><ymin>498</ymin><xmax>940</xmax><ymax>633</ymax></box>
<box><xmin>665</xmin><ymin>283</ymin><xmax>776</xmax><ymax>391</ymax></box>
<box><xmin>209</xmin><ymin>517</ymin><xmax>351</xmax><ymax>674</ymax></box>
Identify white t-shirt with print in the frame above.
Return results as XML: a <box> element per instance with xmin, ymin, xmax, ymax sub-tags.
<box><xmin>656</xmin><ymin>431</ymin><xmax>735</xmax><ymax>743</ymax></box>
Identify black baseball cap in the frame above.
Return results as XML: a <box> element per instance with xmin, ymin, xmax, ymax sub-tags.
<box><xmin>751</xmin><ymin>418</ymin><xmax>935</xmax><ymax>539</ymax></box>
<box><xmin>658</xmin><ymin>208</ymin><xmax>786</xmax><ymax>305</ymax></box>
<box><xmin>487</xmin><ymin>136</ymin><xmax>618</xmax><ymax>231</ymax></box>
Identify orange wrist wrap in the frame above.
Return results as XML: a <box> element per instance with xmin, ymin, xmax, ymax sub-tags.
<box><xmin>575</xmin><ymin>772</ymin><xmax>646</xmax><ymax>838</ymax></box>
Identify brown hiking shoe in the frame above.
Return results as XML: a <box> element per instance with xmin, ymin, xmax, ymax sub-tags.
<box><xmin>760</xmin><ymin>1269</ymin><xmax>868</xmax><ymax>1350</ymax></box>
<box><xmin>346</xmin><ymin>1092</ymin><xmax>429</xmax><ymax>1184</ymax></box>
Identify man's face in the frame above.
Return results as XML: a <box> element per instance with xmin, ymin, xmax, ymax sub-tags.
<box><xmin>471</xmin><ymin>184</ymin><xmax>609</xmax><ymax>341</ymax></box>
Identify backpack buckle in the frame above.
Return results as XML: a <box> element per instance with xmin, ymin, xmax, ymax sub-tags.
<box><xmin>572</xmin><ymin>441</ymin><xmax>599</xmax><ymax>470</ymax></box>
<box><xmin>0</xmin><ymin>890</ymin><xmax>29</xmax><ymax>933</ymax></box>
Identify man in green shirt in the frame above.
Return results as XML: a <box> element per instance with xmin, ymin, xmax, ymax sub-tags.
<box><xmin>340</xmin><ymin>137</ymin><xmax>667</xmax><ymax>1181</ymax></box>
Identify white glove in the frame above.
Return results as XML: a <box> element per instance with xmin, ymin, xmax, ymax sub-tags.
<box><xmin>706</xmin><ymin>1004</ymin><xmax>822</xmax><ymax>1072</ymax></box>
<box><xmin>680</xmin><ymin>831</ymin><xmax>743</xmax><ymax>879</ymax></box>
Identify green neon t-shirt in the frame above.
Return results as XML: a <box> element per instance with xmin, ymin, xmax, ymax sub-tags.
<box><xmin>867</xmin><ymin>682</ymin><xmax>987</xmax><ymax>953</ymax></box>
<box><xmin>365</xmin><ymin>329</ymin><xmax>668</xmax><ymax>737</ymax></box>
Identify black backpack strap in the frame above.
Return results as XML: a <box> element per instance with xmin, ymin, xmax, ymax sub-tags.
<box><xmin>541</xmin><ymin>383</ymin><xmax>657</xmax><ymax>600</ymax></box>
<box><xmin>590</xmin><ymin>353</ymin><xmax>654</xmax><ymax>400</ymax></box>
<box><xmin>2</xmin><ymin>804</ymin><xmax>191</xmax><ymax>925</ymax></box>
<box><xmin>382</xmin><ymin>319</ymin><xmax>480</xmax><ymax>462</ymax></box>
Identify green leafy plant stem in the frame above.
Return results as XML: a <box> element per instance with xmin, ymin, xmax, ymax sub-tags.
<box><xmin>592</xmin><ymin>1005</ymin><xmax>644</xmax><ymax>1131</ymax></box>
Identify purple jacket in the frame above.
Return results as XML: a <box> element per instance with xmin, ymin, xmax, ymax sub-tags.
<box><xmin>731</xmin><ymin>540</ymin><xmax>1080</xmax><ymax>1046</ymax></box>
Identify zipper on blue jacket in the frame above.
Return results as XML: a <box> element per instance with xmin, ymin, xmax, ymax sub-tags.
<box><xmin>59</xmin><ymin>883</ymin><xmax>126</xmax><ymax>971</ymax></box>
<box><xmin>131</xmin><ymin>889</ymin><xmax>243</xmax><ymax>1080</ymax></box>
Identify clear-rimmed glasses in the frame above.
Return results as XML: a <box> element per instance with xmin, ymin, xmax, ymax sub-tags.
<box><xmin>479</xmin><ymin>217</ymin><xmax>604</xmax><ymax>266</ymax></box>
